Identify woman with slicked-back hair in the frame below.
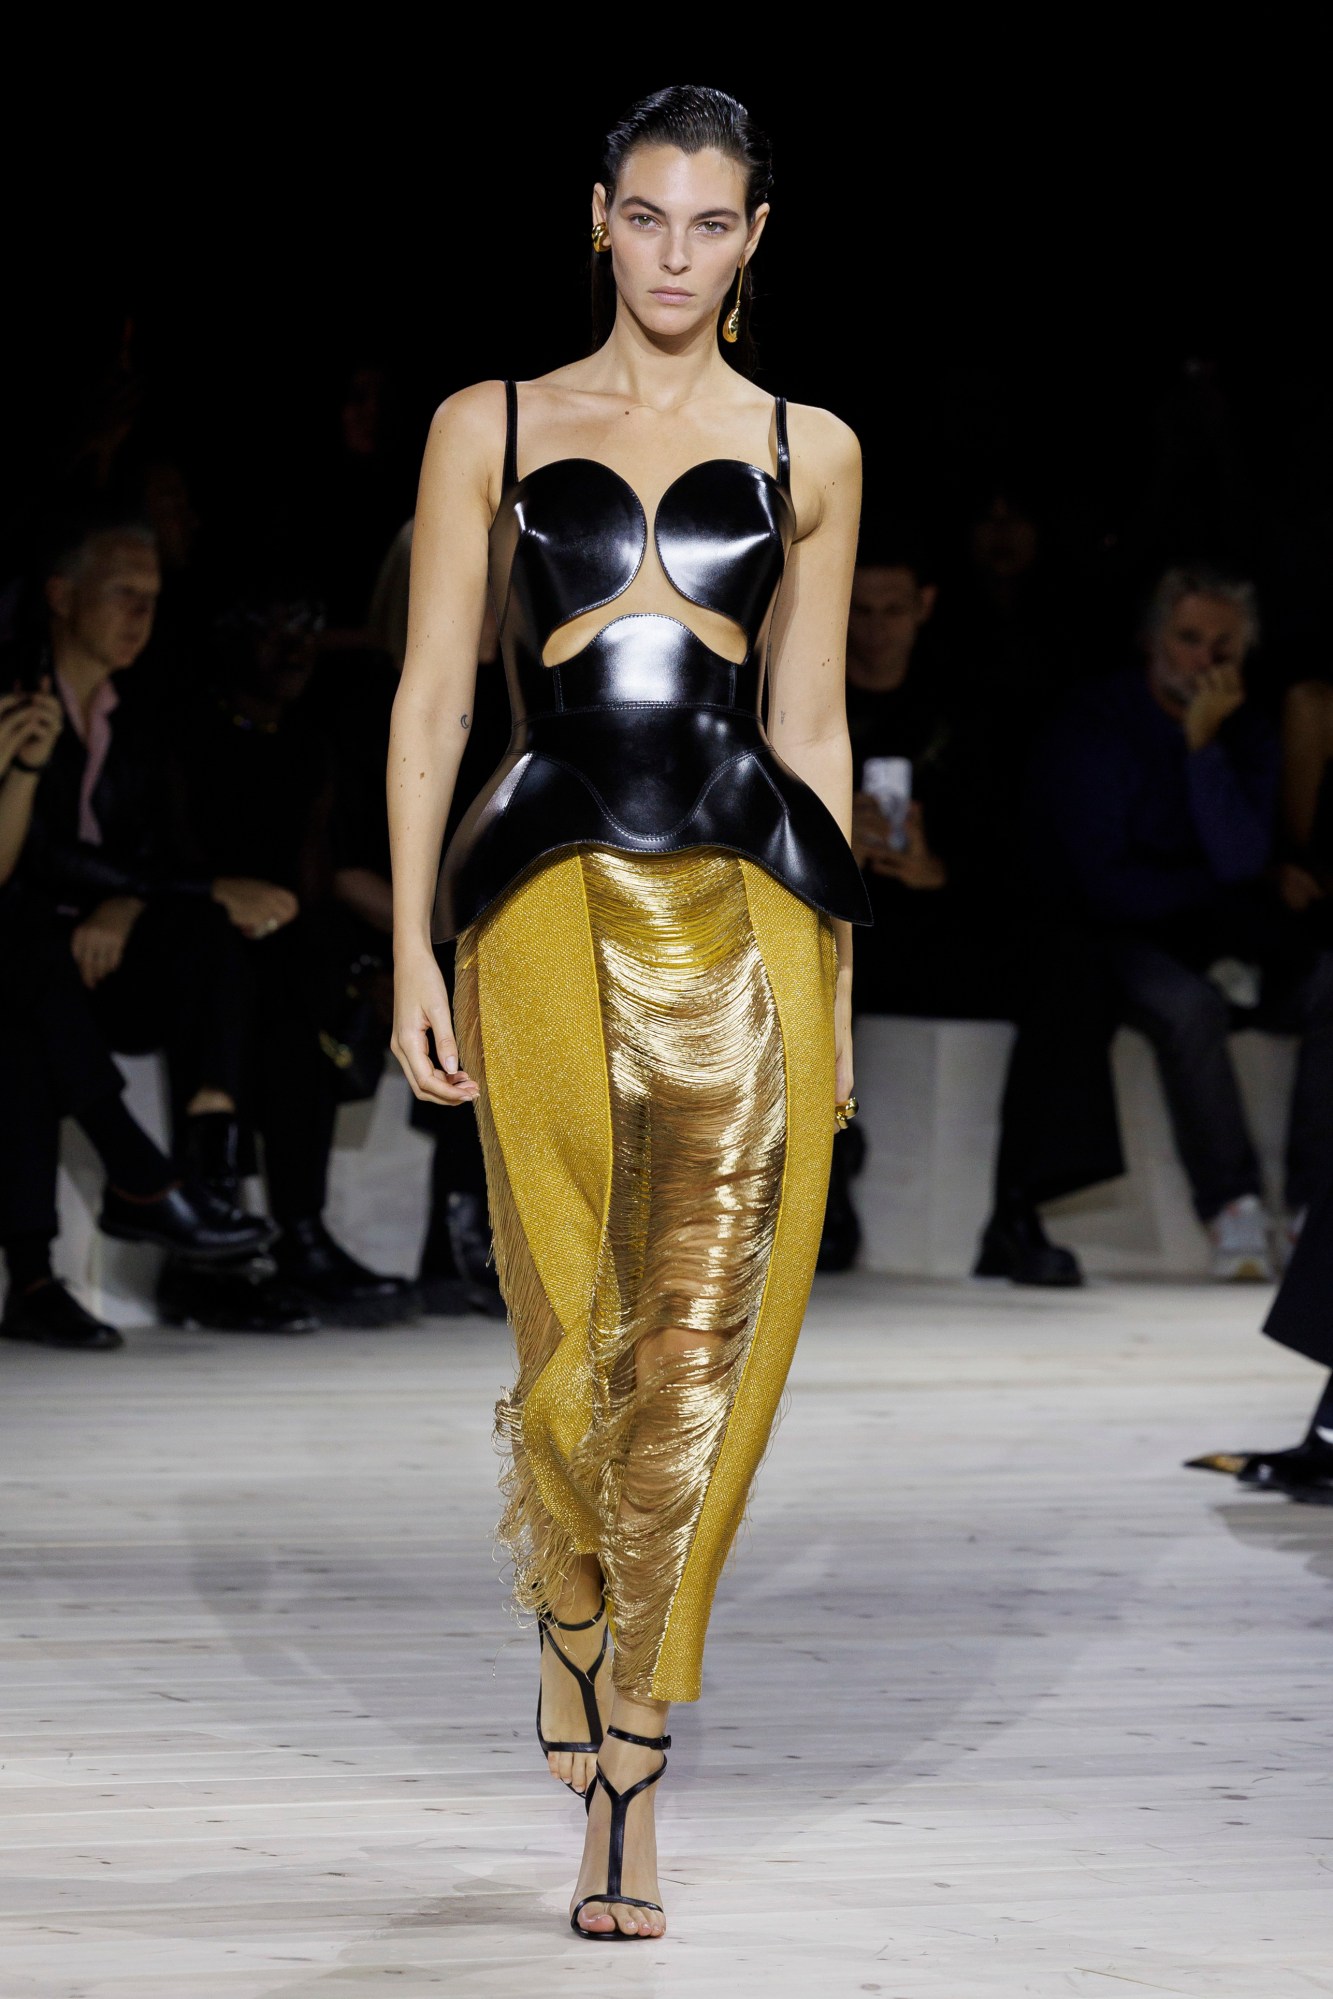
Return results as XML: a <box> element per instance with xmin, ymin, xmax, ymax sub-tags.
<box><xmin>388</xmin><ymin>83</ymin><xmax>868</xmax><ymax>1939</ymax></box>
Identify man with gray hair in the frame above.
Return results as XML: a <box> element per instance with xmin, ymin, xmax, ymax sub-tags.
<box><xmin>1032</xmin><ymin>565</ymin><xmax>1333</xmax><ymax>1281</ymax></box>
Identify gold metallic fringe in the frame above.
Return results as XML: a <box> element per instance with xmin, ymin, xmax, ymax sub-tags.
<box><xmin>461</xmin><ymin>846</ymin><xmax>832</xmax><ymax>1703</ymax></box>
<box><xmin>568</xmin><ymin>849</ymin><xmax>786</xmax><ymax>1696</ymax></box>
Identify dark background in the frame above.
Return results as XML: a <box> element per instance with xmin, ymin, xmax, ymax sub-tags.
<box><xmin>7</xmin><ymin>54</ymin><xmax>1330</xmax><ymax>675</ymax></box>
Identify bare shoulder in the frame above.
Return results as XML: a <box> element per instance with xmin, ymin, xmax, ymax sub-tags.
<box><xmin>1283</xmin><ymin>679</ymin><xmax>1333</xmax><ymax>755</ymax></box>
<box><xmin>419</xmin><ymin>382</ymin><xmax>509</xmax><ymax>516</ymax></box>
<box><xmin>426</xmin><ymin>379</ymin><xmax>508</xmax><ymax>456</ymax></box>
<box><xmin>784</xmin><ymin>400</ymin><xmax>861</xmax><ymax>485</ymax></box>
<box><xmin>1285</xmin><ymin>677</ymin><xmax>1333</xmax><ymax>718</ymax></box>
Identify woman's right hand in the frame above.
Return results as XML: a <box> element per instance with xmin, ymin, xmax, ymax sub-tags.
<box><xmin>391</xmin><ymin>945</ymin><xmax>480</xmax><ymax>1106</ymax></box>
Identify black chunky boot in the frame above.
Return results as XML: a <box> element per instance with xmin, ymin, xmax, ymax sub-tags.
<box><xmin>157</xmin><ymin>1257</ymin><xmax>319</xmax><ymax>1334</ymax></box>
<box><xmin>274</xmin><ymin>1217</ymin><xmax>418</xmax><ymax>1327</ymax></box>
<box><xmin>2</xmin><ymin>1278</ymin><xmax>123</xmax><ymax>1350</ymax></box>
<box><xmin>817</xmin><ymin>1124</ymin><xmax>865</xmax><ymax>1272</ymax></box>
<box><xmin>180</xmin><ymin>1113</ymin><xmax>245</xmax><ymax>1205</ymax></box>
<box><xmin>974</xmin><ymin>1196</ymin><xmax>1083</xmax><ymax>1287</ymax></box>
<box><xmin>446</xmin><ymin>1192</ymin><xmax>506</xmax><ymax>1319</ymax></box>
<box><xmin>99</xmin><ymin>1182</ymin><xmax>274</xmax><ymax>1260</ymax></box>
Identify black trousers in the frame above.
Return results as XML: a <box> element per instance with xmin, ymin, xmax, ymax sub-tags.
<box><xmin>1265</xmin><ymin>1168</ymin><xmax>1333</xmax><ymax>1370</ymax></box>
<box><xmin>410</xmin><ymin>939</ymin><xmax>488</xmax><ymax>1273</ymax></box>
<box><xmin>87</xmin><ymin>894</ymin><xmax>252</xmax><ymax>1113</ymax></box>
<box><xmin>0</xmin><ymin>893</ymin><xmax>345</xmax><ymax>1241</ymax></box>
<box><xmin>853</xmin><ymin>884</ymin><xmax>1124</xmax><ymax>1206</ymax></box>
<box><xmin>1105</xmin><ymin>919</ymin><xmax>1333</xmax><ymax>1221</ymax></box>
<box><xmin>90</xmin><ymin>899</ymin><xmax>344</xmax><ymax>1221</ymax></box>
<box><xmin>241</xmin><ymin>916</ymin><xmax>340</xmax><ymax>1224</ymax></box>
<box><xmin>0</xmin><ymin>898</ymin><xmax>133</xmax><ymax>1242</ymax></box>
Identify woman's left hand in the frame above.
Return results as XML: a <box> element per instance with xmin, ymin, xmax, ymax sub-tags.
<box><xmin>834</xmin><ymin>967</ymin><xmax>854</xmax><ymax>1104</ymax></box>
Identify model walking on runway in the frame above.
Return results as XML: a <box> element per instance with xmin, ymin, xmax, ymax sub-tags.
<box><xmin>388</xmin><ymin>84</ymin><xmax>870</xmax><ymax>1940</ymax></box>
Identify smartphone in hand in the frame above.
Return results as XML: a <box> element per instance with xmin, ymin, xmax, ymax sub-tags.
<box><xmin>861</xmin><ymin>756</ymin><xmax>912</xmax><ymax>851</ymax></box>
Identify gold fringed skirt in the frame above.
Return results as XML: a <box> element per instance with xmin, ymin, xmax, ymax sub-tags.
<box><xmin>453</xmin><ymin>846</ymin><xmax>836</xmax><ymax>1704</ymax></box>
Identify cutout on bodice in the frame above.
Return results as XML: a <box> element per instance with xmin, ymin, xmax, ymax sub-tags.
<box><xmin>496</xmin><ymin>457</ymin><xmax>792</xmax><ymax>675</ymax></box>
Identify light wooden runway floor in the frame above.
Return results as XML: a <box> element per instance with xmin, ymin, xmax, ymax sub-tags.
<box><xmin>2</xmin><ymin>1276</ymin><xmax>1331</xmax><ymax>1998</ymax></box>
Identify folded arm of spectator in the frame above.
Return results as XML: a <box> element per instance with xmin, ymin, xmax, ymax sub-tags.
<box><xmin>1033</xmin><ymin>719</ymin><xmax>1220</xmax><ymax>923</ymax></box>
<box><xmin>22</xmin><ymin>817</ymin><xmax>214</xmax><ymax>908</ymax></box>
<box><xmin>23</xmin><ymin>697</ymin><xmax>217</xmax><ymax>912</ymax></box>
<box><xmin>1185</xmin><ymin>721</ymin><xmax>1279</xmax><ymax>884</ymax></box>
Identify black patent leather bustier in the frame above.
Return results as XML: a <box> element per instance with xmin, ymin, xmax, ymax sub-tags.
<box><xmin>433</xmin><ymin>381</ymin><xmax>872</xmax><ymax>939</ymax></box>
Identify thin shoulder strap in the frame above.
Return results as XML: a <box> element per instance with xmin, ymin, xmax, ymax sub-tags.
<box><xmin>503</xmin><ymin>379</ymin><xmax>518</xmax><ymax>490</ymax></box>
<box><xmin>774</xmin><ymin>396</ymin><xmax>791</xmax><ymax>491</ymax></box>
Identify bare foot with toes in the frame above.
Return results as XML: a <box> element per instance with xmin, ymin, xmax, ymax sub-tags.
<box><xmin>537</xmin><ymin>1595</ymin><xmax>611</xmax><ymax>1795</ymax></box>
<box><xmin>570</xmin><ymin>1708</ymin><xmax>669</xmax><ymax>1940</ymax></box>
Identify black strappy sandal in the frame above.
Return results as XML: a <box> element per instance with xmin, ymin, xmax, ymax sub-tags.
<box><xmin>536</xmin><ymin>1597</ymin><xmax>608</xmax><ymax>1794</ymax></box>
<box><xmin>570</xmin><ymin>1724</ymin><xmax>670</xmax><ymax>1940</ymax></box>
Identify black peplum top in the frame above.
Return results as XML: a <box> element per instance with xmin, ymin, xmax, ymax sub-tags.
<box><xmin>432</xmin><ymin>381</ymin><xmax>872</xmax><ymax>940</ymax></box>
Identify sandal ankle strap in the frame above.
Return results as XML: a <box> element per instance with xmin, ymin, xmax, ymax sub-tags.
<box><xmin>540</xmin><ymin>1593</ymin><xmax>606</xmax><ymax>1634</ymax></box>
<box><xmin>605</xmin><ymin>1724</ymin><xmax>671</xmax><ymax>1750</ymax></box>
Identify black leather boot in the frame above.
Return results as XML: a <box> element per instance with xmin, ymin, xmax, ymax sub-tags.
<box><xmin>179</xmin><ymin>1112</ymin><xmax>245</xmax><ymax>1205</ymax></box>
<box><xmin>157</xmin><ymin>1257</ymin><xmax>319</xmax><ymax>1334</ymax></box>
<box><xmin>2</xmin><ymin>1278</ymin><xmax>123</xmax><ymax>1350</ymax></box>
<box><xmin>100</xmin><ymin>1180</ymin><xmax>274</xmax><ymax>1260</ymax></box>
<box><xmin>274</xmin><ymin>1218</ymin><xmax>419</xmax><ymax>1327</ymax></box>
<box><xmin>445</xmin><ymin>1192</ymin><xmax>507</xmax><ymax>1319</ymax></box>
<box><xmin>974</xmin><ymin>1199</ymin><xmax>1083</xmax><ymax>1287</ymax></box>
<box><xmin>817</xmin><ymin>1126</ymin><xmax>864</xmax><ymax>1273</ymax></box>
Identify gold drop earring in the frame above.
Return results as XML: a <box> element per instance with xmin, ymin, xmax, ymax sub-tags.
<box><xmin>722</xmin><ymin>262</ymin><xmax>745</xmax><ymax>344</ymax></box>
<box><xmin>591</xmin><ymin>222</ymin><xmax>609</xmax><ymax>252</ymax></box>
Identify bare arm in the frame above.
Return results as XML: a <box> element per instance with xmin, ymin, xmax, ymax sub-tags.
<box><xmin>765</xmin><ymin>406</ymin><xmax>862</xmax><ymax>1100</ymax></box>
<box><xmin>1281</xmin><ymin>680</ymin><xmax>1333</xmax><ymax>858</ymax></box>
<box><xmin>387</xmin><ymin>384</ymin><xmax>502</xmax><ymax>1105</ymax></box>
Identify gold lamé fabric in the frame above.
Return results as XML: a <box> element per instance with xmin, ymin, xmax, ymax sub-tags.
<box><xmin>454</xmin><ymin>846</ymin><xmax>836</xmax><ymax>1702</ymax></box>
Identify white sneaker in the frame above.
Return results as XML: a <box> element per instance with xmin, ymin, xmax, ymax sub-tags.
<box><xmin>1208</xmin><ymin>1194</ymin><xmax>1276</xmax><ymax>1282</ymax></box>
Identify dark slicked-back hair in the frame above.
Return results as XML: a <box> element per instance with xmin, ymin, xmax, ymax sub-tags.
<box><xmin>592</xmin><ymin>84</ymin><xmax>773</xmax><ymax>371</ymax></box>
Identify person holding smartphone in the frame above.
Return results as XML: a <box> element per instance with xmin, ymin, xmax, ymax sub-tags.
<box><xmin>832</xmin><ymin>532</ymin><xmax>1122</xmax><ymax>1285</ymax></box>
<box><xmin>0</xmin><ymin>672</ymin><xmax>271</xmax><ymax>1350</ymax></box>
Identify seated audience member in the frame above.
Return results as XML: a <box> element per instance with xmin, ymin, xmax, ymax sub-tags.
<box><xmin>0</xmin><ymin>670</ymin><xmax>269</xmax><ymax>1352</ymax></box>
<box><xmin>337</xmin><ymin>531</ymin><xmax>508</xmax><ymax>1312</ymax></box>
<box><xmin>942</xmin><ymin>480</ymin><xmax>1081</xmax><ymax>699</ymax></box>
<box><xmin>837</xmin><ymin>534</ymin><xmax>1122</xmax><ymax>1284</ymax></box>
<box><xmin>1031</xmin><ymin>566</ymin><xmax>1333</xmax><ymax>1280</ymax></box>
<box><xmin>162</xmin><ymin>576</ymin><xmax>417</xmax><ymax>1328</ymax></box>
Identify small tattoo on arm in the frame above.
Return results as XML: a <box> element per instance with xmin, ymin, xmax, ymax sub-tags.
<box><xmin>779</xmin><ymin>708</ymin><xmax>786</xmax><ymax>725</ymax></box>
<box><xmin>460</xmin><ymin>712</ymin><xmax>470</xmax><ymax>730</ymax></box>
